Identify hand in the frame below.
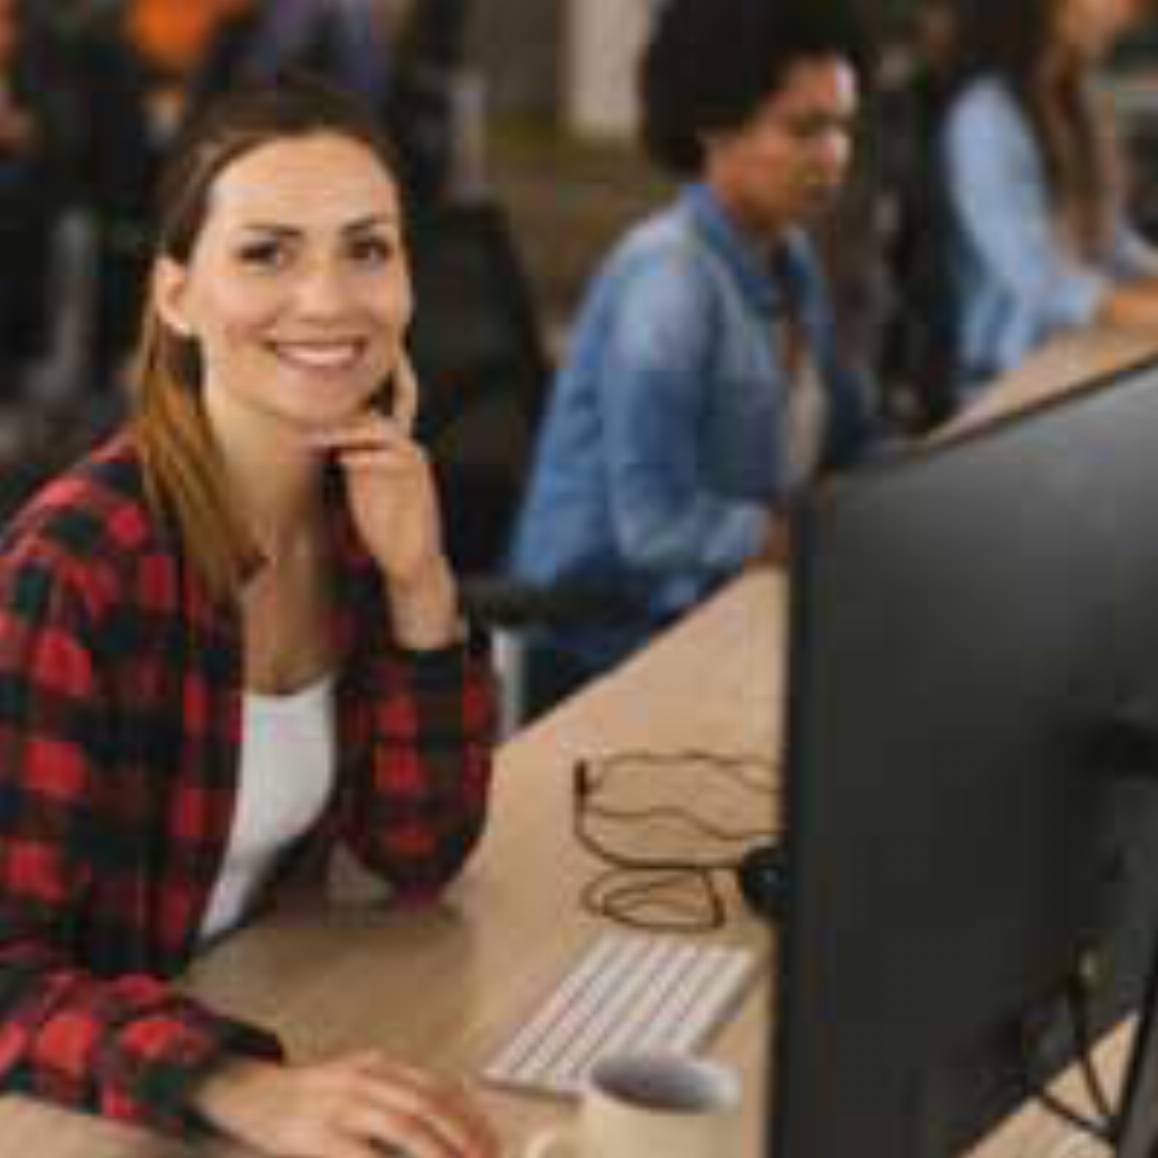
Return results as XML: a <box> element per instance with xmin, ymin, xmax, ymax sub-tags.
<box><xmin>193</xmin><ymin>1050</ymin><xmax>502</xmax><ymax>1158</ymax></box>
<box><xmin>308</xmin><ymin>352</ymin><xmax>441</xmax><ymax>587</ymax></box>
<box><xmin>307</xmin><ymin>354</ymin><xmax>461</xmax><ymax>648</ymax></box>
<box><xmin>753</xmin><ymin>511</ymin><xmax>792</xmax><ymax>568</ymax></box>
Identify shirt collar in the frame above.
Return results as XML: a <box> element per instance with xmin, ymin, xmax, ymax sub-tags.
<box><xmin>683</xmin><ymin>182</ymin><xmax>806</xmax><ymax>315</ymax></box>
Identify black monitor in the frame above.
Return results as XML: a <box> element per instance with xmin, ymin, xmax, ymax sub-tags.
<box><xmin>772</xmin><ymin>354</ymin><xmax>1158</xmax><ymax>1156</ymax></box>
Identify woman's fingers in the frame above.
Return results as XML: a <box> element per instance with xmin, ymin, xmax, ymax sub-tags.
<box><xmin>350</xmin><ymin>1056</ymin><xmax>500</xmax><ymax>1158</ymax></box>
<box><xmin>308</xmin><ymin>412</ymin><xmax>409</xmax><ymax>454</ymax></box>
<box><xmin>339</xmin><ymin>1101</ymin><xmax>460</xmax><ymax>1158</ymax></box>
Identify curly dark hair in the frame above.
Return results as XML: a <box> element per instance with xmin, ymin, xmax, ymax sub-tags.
<box><xmin>639</xmin><ymin>0</ymin><xmax>869</xmax><ymax>176</ymax></box>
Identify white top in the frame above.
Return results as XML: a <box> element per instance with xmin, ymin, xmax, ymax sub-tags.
<box><xmin>781</xmin><ymin>340</ymin><xmax>830</xmax><ymax>496</ymax></box>
<box><xmin>199</xmin><ymin>675</ymin><xmax>337</xmax><ymax>942</ymax></box>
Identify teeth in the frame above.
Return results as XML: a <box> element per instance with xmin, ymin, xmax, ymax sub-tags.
<box><xmin>273</xmin><ymin>341</ymin><xmax>362</xmax><ymax>369</ymax></box>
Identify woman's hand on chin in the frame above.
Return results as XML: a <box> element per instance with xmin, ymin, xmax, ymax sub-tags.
<box><xmin>306</xmin><ymin>354</ymin><xmax>461</xmax><ymax>650</ymax></box>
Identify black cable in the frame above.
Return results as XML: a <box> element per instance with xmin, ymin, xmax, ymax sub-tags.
<box><xmin>571</xmin><ymin>750</ymin><xmax>777</xmax><ymax>931</ymax></box>
<box><xmin>1066</xmin><ymin>973</ymin><xmax>1116</xmax><ymax>1127</ymax></box>
<box><xmin>580</xmin><ymin>867</ymin><xmax>727</xmax><ymax>933</ymax></box>
<box><xmin>1029</xmin><ymin>1085</ymin><xmax>1113</xmax><ymax>1143</ymax></box>
<box><xmin>1018</xmin><ymin>974</ymin><xmax>1116</xmax><ymax>1144</ymax></box>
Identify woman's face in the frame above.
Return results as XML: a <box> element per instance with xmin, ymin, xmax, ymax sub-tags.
<box><xmin>155</xmin><ymin>131</ymin><xmax>412</xmax><ymax>436</ymax></box>
<box><xmin>1053</xmin><ymin>0</ymin><xmax>1135</xmax><ymax>64</ymax></box>
<box><xmin>704</xmin><ymin>55</ymin><xmax>858</xmax><ymax>244</ymax></box>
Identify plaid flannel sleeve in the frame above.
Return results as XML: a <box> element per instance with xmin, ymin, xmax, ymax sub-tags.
<box><xmin>0</xmin><ymin>550</ymin><xmax>282</xmax><ymax>1135</ymax></box>
<box><xmin>340</xmin><ymin>624</ymin><xmax>497</xmax><ymax>900</ymax></box>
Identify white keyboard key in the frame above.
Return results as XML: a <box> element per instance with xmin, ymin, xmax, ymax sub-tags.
<box><xmin>482</xmin><ymin>933</ymin><xmax>759</xmax><ymax>1097</ymax></box>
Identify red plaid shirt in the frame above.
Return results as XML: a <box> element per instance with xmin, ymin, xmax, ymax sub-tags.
<box><xmin>0</xmin><ymin>433</ymin><xmax>495</xmax><ymax>1135</ymax></box>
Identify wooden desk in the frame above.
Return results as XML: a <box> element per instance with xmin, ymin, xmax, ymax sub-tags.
<box><xmin>0</xmin><ymin>571</ymin><xmax>784</xmax><ymax>1157</ymax></box>
<box><xmin>5</xmin><ymin>326</ymin><xmax>1158</xmax><ymax>1156</ymax></box>
<box><xmin>946</xmin><ymin>327</ymin><xmax>1158</xmax><ymax>438</ymax></box>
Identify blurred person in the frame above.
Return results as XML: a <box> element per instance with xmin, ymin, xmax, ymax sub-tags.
<box><xmin>0</xmin><ymin>74</ymin><xmax>499</xmax><ymax>1158</ymax></box>
<box><xmin>0</xmin><ymin>0</ymin><xmax>78</xmax><ymax>403</ymax></box>
<box><xmin>874</xmin><ymin>0</ymin><xmax>961</xmax><ymax>430</ymax></box>
<box><xmin>191</xmin><ymin>0</ymin><xmax>393</xmax><ymax>114</ymax></box>
<box><xmin>72</xmin><ymin>0</ymin><xmax>182</xmax><ymax>399</ymax></box>
<box><xmin>74</xmin><ymin>0</ymin><xmax>252</xmax><ymax>401</ymax></box>
<box><xmin>942</xmin><ymin>0</ymin><xmax>1158</xmax><ymax>402</ymax></box>
<box><xmin>508</xmin><ymin>0</ymin><xmax>880</xmax><ymax>709</ymax></box>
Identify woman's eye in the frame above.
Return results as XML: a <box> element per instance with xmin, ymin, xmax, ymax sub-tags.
<box><xmin>237</xmin><ymin>240</ymin><xmax>289</xmax><ymax>269</ymax></box>
<box><xmin>349</xmin><ymin>236</ymin><xmax>393</xmax><ymax>265</ymax></box>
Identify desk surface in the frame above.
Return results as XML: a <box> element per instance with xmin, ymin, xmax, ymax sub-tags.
<box><xmin>0</xmin><ymin>568</ymin><xmax>782</xmax><ymax>1158</ymax></box>
<box><xmin>3</xmin><ymin>325</ymin><xmax>1156</xmax><ymax>1156</ymax></box>
<box><xmin>944</xmin><ymin>327</ymin><xmax>1158</xmax><ymax>438</ymax></box>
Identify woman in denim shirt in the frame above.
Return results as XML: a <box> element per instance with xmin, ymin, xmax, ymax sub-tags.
<box><xmin>941</xmin><ymin>0</ymin><xmax>1158</xmax><ymax>403</ymax></box>
<box><xmin>508</xmin><ymin>0</ymin><xmax>878</xmax><ymax>703</ymax></box>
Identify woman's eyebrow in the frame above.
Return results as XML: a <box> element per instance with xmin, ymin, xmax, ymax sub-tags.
<box><xmin>236</xmin><ymin>214</ymin><xmax>398</xmax><ymax>237</ymax></box>
<box><xmin>343</xmin><ymin>214</ymin><xmax>399</xmax><ymax>234</ymax></box>
<box><xmin>236</xmin><ymin>222</ymin><xmax>301</xmax><ymax>238</ymax></box>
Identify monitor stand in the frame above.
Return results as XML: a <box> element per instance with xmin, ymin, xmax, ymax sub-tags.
<box><xmin>1113</xmin><ymin>923</ymin><xmax>1158</xmax><ymax>1156</ymax></box>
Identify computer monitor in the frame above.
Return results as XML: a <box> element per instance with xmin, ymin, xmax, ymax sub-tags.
<box><xmin>772</xmin><ymin>354</ymin><xmax>1158</xmax><ymax>1156</ymax></box>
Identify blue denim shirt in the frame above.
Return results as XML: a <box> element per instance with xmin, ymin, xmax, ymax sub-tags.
<box><xmin>942</xmin><ymin>76</ymin><xmax>1158</xmax><ymax>398</ymax></box>
<box><xmin>509</xmin><ymin>183</ymin><xmax>875</xmax><ymax>675</ymax></box>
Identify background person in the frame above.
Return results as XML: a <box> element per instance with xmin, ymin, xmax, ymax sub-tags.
<box><xmin>508</xmin><ymin>0</ymin><xmax>879</xmax><ymax>709</ymax></box>
<box><xmin>941</xmin><ymin>0</ymin><xmax>1158</xmax><ymax>402</ymax></box>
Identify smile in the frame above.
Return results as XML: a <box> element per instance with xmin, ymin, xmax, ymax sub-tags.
<box><xmin>268</xmin><ymin>339</ymin><xmax>367</xmax><ymax>371</ymax></box>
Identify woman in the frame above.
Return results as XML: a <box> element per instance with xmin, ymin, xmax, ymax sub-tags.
<box><xmin>508</xmin><ymin>0</ymin><xmax>878</xmax><ymax>709</ymax></box>
<box><xmin>0</xmin><ymin>76</ymin><xmax>499</xmax><ymax>1158</ymax></box>
<box><xmin>941</xmin><ymin>0</ymin><xmax>1158</xmax><ymax>400</ymax></box>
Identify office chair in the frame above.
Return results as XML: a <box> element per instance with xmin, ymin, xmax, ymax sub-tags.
<box><xmin>406</xmin><ymin>198</ymin><xmax>638</xmax><ymax>730</ymax></box>
<box><xmin>406</xmin><ymin>198</ymin><xmax>547</xmax><ymax>572</ymax></box>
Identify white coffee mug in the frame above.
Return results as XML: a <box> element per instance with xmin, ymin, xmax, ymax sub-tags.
<box><xmin>523</xmin><ymin>1052</ymin><xmax>742</xmax><ymax>1158</ymax></box>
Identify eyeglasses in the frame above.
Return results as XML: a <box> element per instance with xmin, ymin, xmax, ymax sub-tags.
<box><xmin>571</xmin><ymin>750</ymin><xmax>778</xmax><ymax>932</ymax></box>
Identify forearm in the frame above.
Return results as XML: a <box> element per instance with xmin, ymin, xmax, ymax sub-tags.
<box><xmin>343</xmin><ymin>644</ymin><xmax>496</xmax><ymax>895</ymax></box>
<box><xmin>1097</xmin><ymin>280</ymin><xmax>1158</xmax><ymax>331</ymax></box>
<box><xmin>0</xmin><ymin>937</ymin><xmax>282</xmax><ymax>1134</ymax></box>
<box><xmin>386</xmin><ymin>555</ymin><xmax>463</xmax><ymax>651</ymax></box>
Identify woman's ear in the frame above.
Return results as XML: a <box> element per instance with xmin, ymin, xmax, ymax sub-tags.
<box><xmin>152</xmin><ymin>256</ymin><xmax>195</xmax><ymax>338</ymax></box>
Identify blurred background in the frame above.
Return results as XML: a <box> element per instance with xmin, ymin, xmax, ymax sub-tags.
<box><xmin>3</xmin><ymin>0</ymin><xmax>1158</xmax><ymax>550</ymax></box>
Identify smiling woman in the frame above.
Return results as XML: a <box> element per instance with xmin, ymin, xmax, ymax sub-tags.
<box><xmin>153</xmin><ymin>133</ymin><xmax>412</xmax><ymax>437</ymax></box>
<box><xmin>0</xmin><ymin>75</ymin><xmax>500</xmax><ymax>1158</ymax></box>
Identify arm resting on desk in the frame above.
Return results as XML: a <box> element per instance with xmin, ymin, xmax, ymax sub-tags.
<box><xmin>0</xmin><ymin>560</ymin><xmax>283</xmax><ymax>1136</ymax></box>
<box><xmin>0</xmin><ymin>928</ymin><xmax>282</xmax><ymax>1136</ymax></box>
<box><xmin>334</xmin><ymin>630</ymin><xmax>497</xmax><ymax>900</ymax></box>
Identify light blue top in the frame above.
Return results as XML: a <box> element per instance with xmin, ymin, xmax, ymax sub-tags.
<box><xmin>942</xmin><ymin>76</ymin><xmax>1158</xmax><ymax>398</ymax></box>
<box><xmin>509</xmin><ymin>183</ymin><xmax>876</xmax><ymax>675</ymax></box>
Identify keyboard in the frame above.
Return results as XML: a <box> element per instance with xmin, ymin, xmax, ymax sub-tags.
<box><xmin>481</xmin><ymin>932</ymin><xmax>759</xmax><ymax>1097</ymax></box>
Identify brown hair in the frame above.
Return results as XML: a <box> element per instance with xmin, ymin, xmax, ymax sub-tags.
<box><xmin>131</xmin><ymin>73</ymin><xmax>400</xmax><ymax>597</ymax></box>
<box><xmin>952</xmin><ymin>0</ymin><xmax>1119</xmax><ymax>259</ymax></box>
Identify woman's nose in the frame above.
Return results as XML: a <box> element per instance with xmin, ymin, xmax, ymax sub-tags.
<box><xmin>293</xmin><ymin>260</ymin><xmax>352</xmax><ymax>317</ymax></box>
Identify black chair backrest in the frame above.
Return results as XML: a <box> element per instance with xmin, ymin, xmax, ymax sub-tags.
<box><xmin>406</xmin><ymin>198</ymin><xmax>551</xmax><ymax>574</ymax></box>
<box><xmin>408</xmin><ymin>199</ymin><xmax>549</xmax><ymax>438</ymax></box>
